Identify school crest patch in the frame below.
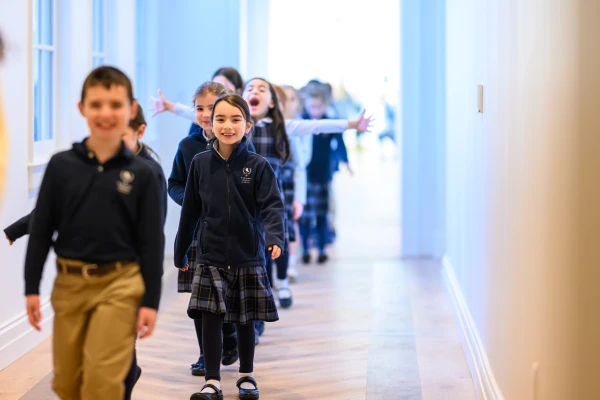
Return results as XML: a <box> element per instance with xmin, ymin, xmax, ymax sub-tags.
<box><xmin>241</xmin><ymin>167</ymin><xmax>252</xmax><ymax>184</ymax></box>
<box><xmin>117</xmin><ymin>170</ymin><xmax>135</xmax><ymax>194</ymax></box>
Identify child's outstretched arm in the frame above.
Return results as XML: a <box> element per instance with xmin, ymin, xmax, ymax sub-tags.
<box><xmin>255</xmin><ymin>163</ymin><xmax>285</xmax><ymax>259</ymax></box>
<box><xmin>174</xmin><ymin>157</ymin><xmax>203</xmax><ymax>269</ymax></box>
<box><xmin>284</xmin><ymin>109</ymin><xmax>374</xmax><ymax>137</ymax></box>
<box><xmin>290</xmin><ymin>138</ymin><xmax>307</xmax><ymax>219</ymax></box>
<box><xmin>4</xmin><ymin>210</ymin><xmax>33</xmax><ymax>245</ymax></box>
<box><xmin>149</xmin><ymin>89</ymin><xmax>196</xmax><ymax>122</ymax></box>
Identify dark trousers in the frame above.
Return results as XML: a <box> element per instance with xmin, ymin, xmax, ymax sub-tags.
<box><xmin>265</xmin><ymin>252</ymin><xmax>290</xmax><ymax>285</ymax></box>
<box><xmin>299</xmin><ymin>215</ymin><xmax>328</xmax><ymax>254</ymax></box>
<box><xmin>123</xmin><ymin>348</ymin><xmax>139</xmax><ymax>400</ymax></box>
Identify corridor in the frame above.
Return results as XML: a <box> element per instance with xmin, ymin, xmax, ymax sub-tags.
<box><xmin>0</xmin><ymin>147</ymin><xmax>476</xmax><ymax>399</ymax></box>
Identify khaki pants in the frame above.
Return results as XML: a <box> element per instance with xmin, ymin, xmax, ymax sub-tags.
<box><xmin>50</xmin><ymin>258</ymin><xmax>144</xmax><ymax>400</ymax></box>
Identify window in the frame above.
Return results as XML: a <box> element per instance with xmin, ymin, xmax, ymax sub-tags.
<box><xmin>135</xmin><ymin>0</ymin><xmax>146</xmax><ymax>96</ymax></box>
<box><xmin>32</xmin><ymin>0</ymin><xmax>56</xmax><ymax>143</ymax></box>
<box><xmin>92</xmin><ymin>0</ymin><xmax>106</xmax><ymax>67</ymax></box>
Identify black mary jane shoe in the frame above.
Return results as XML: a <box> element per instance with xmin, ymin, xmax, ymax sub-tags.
<box><xmin>221</xmin><ymin>348</ymin><xmax>239</xmax><ymax>366</ymax></box>
<box><xmin>191</xmin><ymin>356</ymin><xmax>206</xmax><ymax>376</ymax></box>
<box><xmin>236</xmin><ymin>376</ymin><xmax>259</xmax><ymax>400</ymax></box>
<box><xmin>190</xmin><ymin>384</ymin><xmax>223</xmax><ymax>400</ymax></box>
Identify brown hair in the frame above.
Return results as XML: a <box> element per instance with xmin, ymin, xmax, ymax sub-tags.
<box><xmin>212</xmin><ymin>67</ymin><xmax>244</xmax><ymax>92</ymax></box>
<box><xmin>129</xmin><ymin>103</ymin><xmax>160</xmax><ymax>163</ymax></box>
<box><xmin>243</xmin><ymin>78</ymin><xmax>290</xmax><ymax>163</ymax></box>
<box><xmin>211</xmin><ymin>94</ymin><xmax>253</xmax><ymax>129</ymax></box>
<box><xmin>81</xmin><ymin>66</ymin><xmax>134</xmax><ymax>103</ymax></box>
<box><xmin>304</xmin><ymin>84</ymin><xmax>329</xmax><ymax>104</ymax></box>
<box><xmin>192</xmin><ymin>81</ymin><xmax>232</xmax><ymax>104</ymax></box>
<box><xmin>273</xmin><ymin>84</ymin><xmax>287</xmax><ymax>109</ymax></box>
<box><xmin>130</xmin><ymin>101</ymin><xmax>147</xmax><ymax>131</ymax></box>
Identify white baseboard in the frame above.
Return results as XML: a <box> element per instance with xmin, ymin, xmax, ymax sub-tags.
<box><xmin>0</xmin><ymin>298</ymin><xmax>54</xmax><ymax>372</ymax></box>
<box><xmin>442</xmin><ymin>257</ymin><xmax>505</xmax><ymax>400</ymax></box>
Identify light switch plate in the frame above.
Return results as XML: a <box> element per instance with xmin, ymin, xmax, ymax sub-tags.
<box><xmin>477</xmin><ymin>85</ymin><xmax>484</xmax><ymax>113</ymax></box>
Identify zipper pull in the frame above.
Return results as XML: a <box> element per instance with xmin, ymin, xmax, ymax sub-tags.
<box><xmin>226</xmin><ymin>164</ymin><xmax>230</xmax><ymax>171</ymax></box>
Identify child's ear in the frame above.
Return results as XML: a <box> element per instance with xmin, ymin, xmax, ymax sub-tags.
<box><xmin>245</xmin><ymin>121</ymin><xmax>252</xmax><ymax>134</ymax></box>
<box><xmin>77</xmin><ymin>101</ymin><xmax>85</xmax><ymax>117</ymax></box>
<box><xmin>137</xmin><ymin>124</ymin><xmax>146</xmax><ymax>140</ymax></box>
<box><xmin>130</xmin><ymin>99</ymin><xmax>139</xmax><ymax>121</ymax></box>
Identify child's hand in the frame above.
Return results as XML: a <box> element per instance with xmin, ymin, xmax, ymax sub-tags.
<box><xmin>26</xmin><ymin>295</ymin><xmax>41</xmax><ymax>331</ymax></box>
<box><xmin>5</xmin><ymin>234</ymin><xmax>13</xmax><ymax>245</ymax></box>
<box><xmin>178</xmin><ymin>263</ymin><xmax>189</xmax><ymax>272</ymax></box>
<box><xmin>149</xmin><ymin>89</ymin><xmax>175</xmax><ymax>117</ymax></box>
<box><xmin>268</xmin><ymin>245</ymin><xmax>282</xmax><ymax>259</ymax></box>
<box><xmin>292</xmin><ymin>201</ymin><xmax>304</xmax><ymax>220</ymax></box>
<box><xmin>349</xmin><ymin>109</ymin><xmax>375</xmax><ymax>132</ymax></box>
<box><xmin>137</xmin><ymin>307</ymin><xmax>158</xmax><ymax>339</ymax></box>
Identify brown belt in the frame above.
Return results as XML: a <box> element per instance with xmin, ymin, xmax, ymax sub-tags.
<box><xmin>56</xmin><ymin>258</ymin><xmax>134</xmax><ymax>278</ymax></box>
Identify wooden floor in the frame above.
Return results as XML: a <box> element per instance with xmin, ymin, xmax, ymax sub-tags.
<box><xmin>0</xmin><ymin>142</ymin><xmax>477</xmax><ymax>399</ymax></box>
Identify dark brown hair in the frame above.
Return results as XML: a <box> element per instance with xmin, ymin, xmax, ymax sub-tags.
<box><xmin>211</xmin><ymin>94</ymin><xmax>253</xmax><ymax>129</ymax></box>
<box><xmin>81</xmin><ymin>66</ymin><xmax>134</xmax><ymax>103</ymax></box>
<box><xmin>130</xmin><ymin>101</ymin><xmax>147</xmax><ymax>131</ymax></box>
<box><xmin>243</xmin><ymin>78</ymin><xmax>290</xmax><ymax>163</ymax></box>
<box><xmin>212</xmin><ymin>67</ymin><xmax>244</xmax><ymax>92</ymax></box>
<box><xmin>129</xmin><ymin>103</ymin><xmax>160</xmax><ymax>163</ymax></box>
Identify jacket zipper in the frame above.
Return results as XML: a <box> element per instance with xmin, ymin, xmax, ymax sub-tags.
<box><xmin>226</xmin><ymin>163</ymin><xmax>231</xmax><ymax>269</ymax></box>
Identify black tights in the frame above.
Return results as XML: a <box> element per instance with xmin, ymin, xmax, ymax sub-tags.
<box><xmin>194</xmin><ymin>318</ymin><xmax>237</xmax><ymax>357</ymax></box>
<box><xmin>202</xmin><ymin>311</ymin><xmax>256</xmax><ymax>381</ymax></box>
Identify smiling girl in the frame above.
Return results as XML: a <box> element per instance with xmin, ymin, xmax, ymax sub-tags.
<box><xmin>175</xmin><ymin>93</ymin><xmax>285</xmax><ymax>400</ymax></box>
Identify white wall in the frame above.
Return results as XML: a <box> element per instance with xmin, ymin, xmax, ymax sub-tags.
<box><xmin>400</xmin><ymin>0</ymin><xmax>446</xmax><ymax>258</ymax></box>
<box><xmin>153</xmin><ymin>0</ymin><xmax>240</xmax><ymax>257</ymax></box>
<box><xmin>0</xmin><ymin>0</ymin><xmax>137</xmax><ymax>371</ymax></box>
<box><xmin>445</xmin><ymin>0</ymin><xmax>599</xmax><ymax>398</ymax></box>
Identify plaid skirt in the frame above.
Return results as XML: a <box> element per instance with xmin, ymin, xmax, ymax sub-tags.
<box><xmin>187</xmin><ymin>264</ymin><xmax>279</xmax><ymax>325</ymax></box>
<box><xmin>281</xmin><ymin>166</ymin><xmax>296</xmax><ymax>242</ymax></box>
<box><xmin>177</xmin><ymin>238</ymin><xmax>198</xmax><ymax>293</ymax></box>
<box><xmin>300</xmin><ymin>181</ymin><xmax>330</xmax><ymax>224</ymax></box>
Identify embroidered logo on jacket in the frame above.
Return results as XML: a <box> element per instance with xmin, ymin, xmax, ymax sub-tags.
<box><xmin>241</xmin><ymin>167</ymin><xmax>252</xmax><ymax>184</ymax></box>
<box><xmin>117</xmin><ymin>170</ymin><xmax>135</xmax><ymax>194</ymax></box>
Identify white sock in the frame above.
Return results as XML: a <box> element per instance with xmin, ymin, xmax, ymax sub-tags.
<box><xmin>276</xmin><ymin>278</ymin><xmax>291</xmax><ymax>299</ymax></box>
<box><xmin>289</xmin><ymin>254</ymin><xmax>298</xmax><ymax>267</ymax></box>
<box><xmin>201</xmin><ymin>379</ymin><xmax>220</xmax><ymax>393</ymax></box>
<box><xmin>239</xmin><ymin>372</ymin><xmax>256</xmax><ymax>390</ymax></box>
<box><xmin>276</xmin><ymin>278</ymin><xmax>289</xmax><ymax>289</ymax></box>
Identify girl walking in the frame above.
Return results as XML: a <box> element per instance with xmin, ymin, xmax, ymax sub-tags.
<box><xmin>175</xmin><ymin>93</ymin><xmax>285</xmax><ymax>400</ymax></box>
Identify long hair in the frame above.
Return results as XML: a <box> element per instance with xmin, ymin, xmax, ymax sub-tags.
<box><xmin>244</xmin><ymin>78</ymin><xmax>290</xmax><ymax>163</ymax></box>
<box><xmin>130</xmin><ymin>103</ymin><xmax>160</xmax><ymax>163</ymax></box>
<box><xmin>212</xmin><ymin>67</ymin><xmax>244</xmax><ymax>92</ymax></box>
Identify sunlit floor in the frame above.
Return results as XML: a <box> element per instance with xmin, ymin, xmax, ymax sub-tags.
<box><xmin>0</xmin><ymin>137</ymin><xmax>476</xmax><ymax>399</ymax></box>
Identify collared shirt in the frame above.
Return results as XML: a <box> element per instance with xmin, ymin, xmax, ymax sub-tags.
<box><xmin>25</xmin><ymin>139</ymin><xmax>165</xmax><ymax>309</ymax></box>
